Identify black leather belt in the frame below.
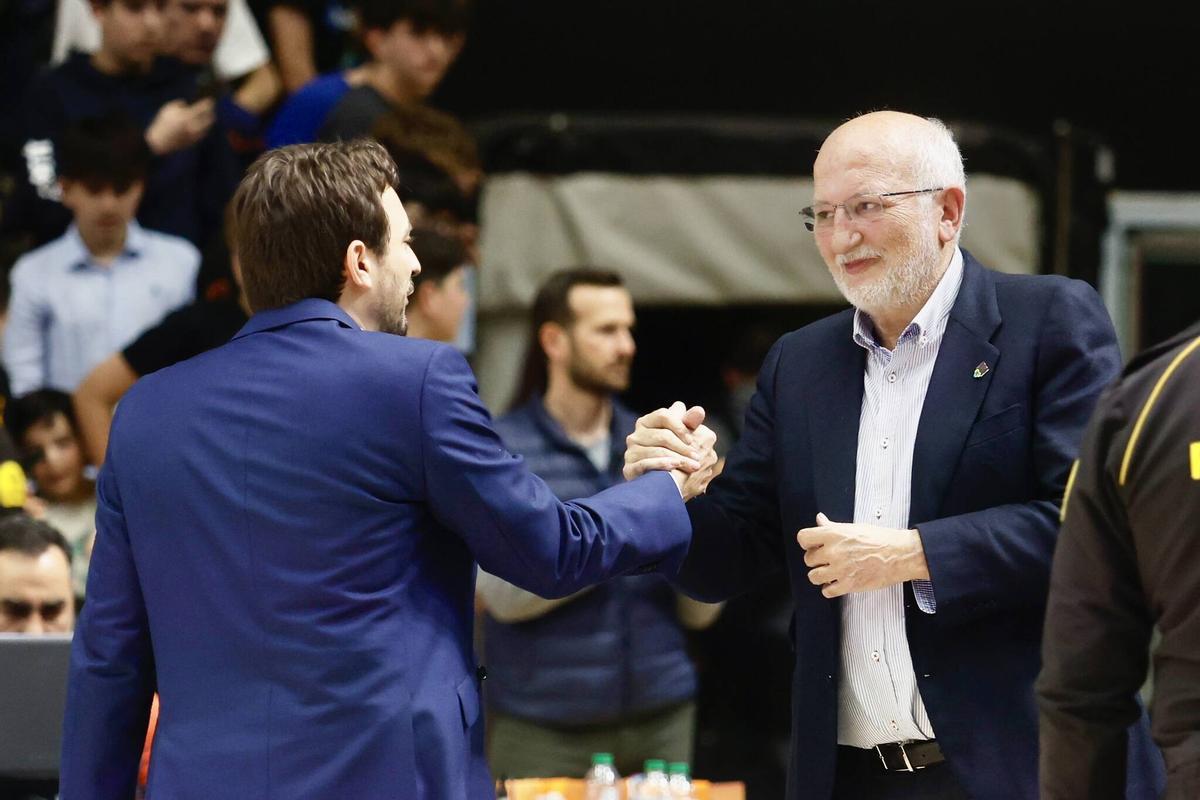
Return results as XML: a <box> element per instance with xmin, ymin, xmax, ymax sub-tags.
<box><xmin>873</xmin><ymin>740</ymin><xmax>944</xmax><ymax>772</ymax></box>
<box><xmin>840</xmin><ymin>740</ymin><xmax>946</xmax><ymax>772</ymax></box>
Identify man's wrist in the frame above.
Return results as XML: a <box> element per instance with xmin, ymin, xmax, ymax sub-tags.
<box><xmin>904</xmin><ymin>528</ymin><xmax>931</xmax><ymax>581</ymax></box>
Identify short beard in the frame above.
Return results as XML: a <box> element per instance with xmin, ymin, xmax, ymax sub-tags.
<box><xmin>567</xmin><ymin>357</ymin><xmax>631</xmax><ymax>396</ymax></box>
<box><xmin>832</xmin><ymin>234</ymin><xmax>944</xmax><ymax>315</ymax></box>
<box><xmin>375</xmin><ymin>273</ymin><xmax>410</xmax><ymax>336</ymax></box>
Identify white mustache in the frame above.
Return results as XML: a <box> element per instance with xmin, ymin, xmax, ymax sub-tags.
<box><xmin>836</xmin><ymin>249</ymin><xmax>882</xmax><ymax>267</ymax></box>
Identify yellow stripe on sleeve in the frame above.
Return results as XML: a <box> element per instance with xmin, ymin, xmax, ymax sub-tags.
<box><xmin>1119</xmin><ymin>335</ymin><xmax>1200</xmax><ymax>486</ymax></box>
<box><xmin>1060</xmin><ymin>459</ymin><xmax>1080</xmax><ymax>522</ymax></box>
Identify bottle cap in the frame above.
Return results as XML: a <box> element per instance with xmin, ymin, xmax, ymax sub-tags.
<box><xmin>668</xmin><ymin>762</ymin><xmax>689</xmax><ymax>776</ymax></box>
<box><xmin>644</xmin><ymin>759</ymin><xmax>667</xmax><ymax>773</ymax></box>
<box><xmin>591</xmin><ymin>752</ymin><xmax>614</xmax><ymax>766</ymax></box>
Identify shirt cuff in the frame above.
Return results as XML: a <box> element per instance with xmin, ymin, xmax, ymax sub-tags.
<box><xmin>912</xmin><ymin>578</ymin><xmax>937</xmax><ymax>614</ymax></box>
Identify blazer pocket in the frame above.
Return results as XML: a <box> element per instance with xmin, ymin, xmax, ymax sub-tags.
<box><xmin>457</xmin><ymin>673</ymin><xmax>481</xmax><ymax>730</ymax></box>
<box><xmin>964</xmin><ymin>404</ymin><xmax>1025</xmax><ymax>449</ymax></box>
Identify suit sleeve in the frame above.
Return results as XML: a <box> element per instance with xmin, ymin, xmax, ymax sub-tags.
<box><xmin>60</xmin><ymin>429</ymin><xmax>156</xmax><ymax>800</ymax></box>
<box><xmin>674</xmin><ymin>338</ymin><xmax>787</xmax><ymax>602</ymax></box>
<box><xmin>915</xmin><ymin>279</ymin><xmax>1121</xmax><ymax>618</ymax></box>
<box><xmin>418</xmin><ymin>345</ymin><xmax>692</xmax><ymax>599</ymax></box>
<box><xmin>1035</xmin><ymin>392</ymin><xmax>1152</xmax><ymax>799</ymax></box>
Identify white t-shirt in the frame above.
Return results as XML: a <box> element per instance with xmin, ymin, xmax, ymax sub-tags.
<box><xmin>52</xmin><ymin>0</ymin><xmax>269</xmax><ymax>80</ymax></box>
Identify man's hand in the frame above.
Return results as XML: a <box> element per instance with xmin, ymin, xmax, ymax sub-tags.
<box><xmin>797</xmin><ymin>513</ymin><xmax>930</xmax><ymax>598</ymax></box>
<box><xmin>624</xmin><ymin>401</ymin><xmax>719</xmax><ymax>500</ymax></box>
<box><xmin>145</xmin><ymin>98</ymin><xmax>216</xmax><ymax>156</ymax></box>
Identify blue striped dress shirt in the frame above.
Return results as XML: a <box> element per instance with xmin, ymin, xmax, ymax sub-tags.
<box><xmin>837</xmin><ymin>247</ymin><xmax>964</xmax><ymax>748</ymax></box>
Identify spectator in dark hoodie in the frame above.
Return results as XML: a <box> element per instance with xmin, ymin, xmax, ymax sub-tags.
<box><xmin>6</xmin><ymin>0</ymin><xmax>239</xmax><ymax>248</ymax></box>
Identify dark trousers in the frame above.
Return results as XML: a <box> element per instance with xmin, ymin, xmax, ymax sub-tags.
<box><xmin>833</xmin><ymin>746</ymin><xmax>971</xmax><ymax>800</ymax></box>
<box><xmin>487</xmin><ymin>701</ymin><xmax>695</xmax><ymax>780</ymax></box>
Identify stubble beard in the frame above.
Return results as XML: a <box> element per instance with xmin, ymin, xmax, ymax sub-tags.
<box><xmin>567</xmin><ymin>356</ymin><xmax>631</xmax><ymax>396</ymax></box>
<box><xmin>832</xmin><ymin>232</ymin><xmax>945</xmax><ymax>316</ymax></box>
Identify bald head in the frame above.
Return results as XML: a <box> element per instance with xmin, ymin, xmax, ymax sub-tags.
<box><xmin>807</xmin><ymin>111</ymin><xmax>968</xmax><ymax>338</ymax></box>
<box><xmin>815</xmin><ymin>111</ymin><xmax>965</xmax><ymax>198</ymax></box>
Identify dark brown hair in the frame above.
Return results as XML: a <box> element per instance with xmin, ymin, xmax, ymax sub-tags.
<box><xmin>411</xmin><ymin>226</ymin><xmax>467</xmax><ymax>289</ymax></box>
<box><xmin>0</xmin><ymin>514</ymin><xmax>72</xmax><ymax>565</ymax></box>
<box><xmin>56</xmin><ymin>113</ymin><xmax>150</xmax><ymax>190</ymax></box>
<box><xmin>509</xmin><ymin>267</ymin><xmax>624</xmax><ymax>410</ymax></box>
<box><xmin>356</xmin><ymin>0</ymin><xmax>470</xmax><ymax>35</ymax></box>
<box><xmin>233</xmin><ymin>140</ymin><xmax>399</xmax><ymax>312</ymax></box>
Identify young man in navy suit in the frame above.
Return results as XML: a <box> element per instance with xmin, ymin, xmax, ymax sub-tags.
<box><xmin>59</xmin><ymin>140</ymin><xmax>717</xmax><ymax>800</ymax></box>
<box><xmin>625</xmin><ymin>111</ymin><xmax>1164</xmax><ymax>800</ymax></box>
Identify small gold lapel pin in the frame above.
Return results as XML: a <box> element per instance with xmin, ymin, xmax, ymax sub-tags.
<box><xmin>973</xmin><ymin>361</ymin><xmax>990</xmax><ymax>379</ymax></box>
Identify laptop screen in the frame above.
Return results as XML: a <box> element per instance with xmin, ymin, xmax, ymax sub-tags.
<box><xmin>0</xmin><ymin>633</ymin><xmax>72</xmax><ymax>779</ymax></box>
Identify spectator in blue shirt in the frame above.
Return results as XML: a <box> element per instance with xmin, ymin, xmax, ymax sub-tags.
<box><xmin>3</xmin><ymin>115</ymin><xmax>199</xmax><ymax>396</ymax></box>
<box><xmin>266</xmin><ymin>0</ymin><xmax>468</xmax><ymax>148</ymax></box>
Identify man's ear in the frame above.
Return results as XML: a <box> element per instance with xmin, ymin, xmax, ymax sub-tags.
<box><xmin>938</xmin><ymin>186</ymin><xmax>966</xmax><ymax>244</ymax></box>
<box><xmin>539</xmin><ymin>321</ymin><xmax>568</xmax><ymax>363</ymax></box>
<box><xmin>342</xmin><ymin>239</ymin><xmax>373</xmax><ymax>291</ymax></box>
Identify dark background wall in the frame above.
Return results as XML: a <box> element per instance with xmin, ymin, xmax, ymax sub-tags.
<box><xmin>434</xmin><ymin>0</ymin><xmax>1196</xmax><ymax>191</ymax></box>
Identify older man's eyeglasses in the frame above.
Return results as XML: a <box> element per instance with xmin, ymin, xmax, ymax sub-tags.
<box><xmin>800</xmin><ymin>188</ymin><xmax>943</xmax><ymax>232</ymax></box>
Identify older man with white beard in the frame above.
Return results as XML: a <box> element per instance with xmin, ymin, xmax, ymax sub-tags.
<box><xmin>622</xmin><ymin>111</ymin><xmax>1165</xmax><ymax>800</ymax></box>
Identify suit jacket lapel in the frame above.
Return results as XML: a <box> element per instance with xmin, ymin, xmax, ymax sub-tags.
<box><xmin>809</xmin><ymin>313</ymin><xmax>866</xmax><ymax>525</ymax></box>
<box><xmin>910</xmin><ymin>251</ymin><xmax>1002</xmax><ymax>525</ymax></box>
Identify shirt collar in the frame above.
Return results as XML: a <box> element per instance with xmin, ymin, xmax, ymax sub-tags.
<box><xmin>852</xmin><ymin>247</ymin><xmax>964</xmax><ymax>353</ymax></box>
<box><xmin>66</xmin><ymin>221</ymin><xmax>146</xmax><ymax>271</ymax></box>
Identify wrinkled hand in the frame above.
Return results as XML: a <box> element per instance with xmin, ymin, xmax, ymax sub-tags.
<box><xmin>624</xmin><ymin>401</ymin><xmax>719</xmax><ymax>500</ymax></box>
<box><xmin>145</xmin><ymin>98</ymin><xmax>216</xmax><ymax>156</ymax></box>
<box><xmin>796</xmin><ymin>513</ymin><xmax>929</xmax><ymax>598</ymax></box>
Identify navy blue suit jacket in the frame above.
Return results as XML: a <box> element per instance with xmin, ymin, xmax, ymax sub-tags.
<box><xmin>677</xmin><ymin>252</ymin><xmax>1164</xmax><ymax>799</ymax></box>
<box><xmin>60</xmin><ymin>300</ymin><xmax>691</xmax><ymax>799</ymax></box>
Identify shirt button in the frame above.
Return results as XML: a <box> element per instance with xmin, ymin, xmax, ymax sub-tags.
<box><xmin>881</xmin><ymin>437</ymin><xmax>889</xmax><ymax>449</ymax></box>
<box><xmin>887</xmin><ymin>373</ymin><xmax>897</xmax><ymax>383</ymax></box>
<box><xmin>890</xmin><ymin>720</ymin><xmax>899</xmax><ymax>731</ymax></box>
<box><xmin>872</xmin><ymin>650</ymin><xmax>881</xmax><ymax>662</ymax></box>
<box><xmin>874</xmin><ymin>507</ymin><xmax>882</xmax><ymax>520</ymax></box>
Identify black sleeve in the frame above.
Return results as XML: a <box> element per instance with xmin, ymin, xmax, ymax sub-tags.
<box><xmin>3</xmin><ymin>68</ymin><xmax>71</xmax><ymax>243</ymax></box>
<box><xmin>1037</xmin><ymin>386</ymin><xmax>1152</xmax><ymax>799</ymax></box>
<box><xmin>122</xmin><ymin>304</ymin><xmax>206</xmax><ymax>377</ymax></box>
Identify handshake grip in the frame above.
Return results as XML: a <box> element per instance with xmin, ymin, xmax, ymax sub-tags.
<box><xmin>623</xmin><ymin>401</ymin><xmax>719</xmax><ymax>501</ymax></box>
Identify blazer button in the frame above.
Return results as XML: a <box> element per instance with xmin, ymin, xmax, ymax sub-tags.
<box><xmin>476</xmin><ymin>665</ymin><xmax>488</xmax><ymax>682</ymax></box>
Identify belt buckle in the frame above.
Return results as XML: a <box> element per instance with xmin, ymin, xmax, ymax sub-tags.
<box><xmin>875</xmin><ymin>741</ymin><xmax>917</xmax><ymax>772</ymax></box>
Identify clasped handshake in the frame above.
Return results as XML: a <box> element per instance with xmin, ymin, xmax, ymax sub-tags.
<box><xmin>623</xmin><ymin>402</ymin><xmax>930</xmax><ymax>597</ymax></box>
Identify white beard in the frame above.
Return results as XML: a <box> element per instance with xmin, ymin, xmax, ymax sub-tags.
<box><xmin>831</xmin><ymin>234</ymin><xmax>945</xmax><ymax>316</ymax></box>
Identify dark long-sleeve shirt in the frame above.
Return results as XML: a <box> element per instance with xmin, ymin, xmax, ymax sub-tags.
<box><xmin>5</xmin><ymin>53</ymin><xmax>239</xmax><ymax>247</ymax></box>
<box><xmin>1038</xmin><ymin>320</ymin><xmax>1200</xmax><ymax>800</ymax></box>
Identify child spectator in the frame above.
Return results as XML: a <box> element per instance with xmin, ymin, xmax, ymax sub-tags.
<box><xmin>267</xmin><ymin>0</ymin><xmax>468</xmax><ymax>148</ymax></box>
<box><xmin>405</xmin><ymin>226</ymin><xmax>470</xmax><ymax>344</ymax></box>
<box><xmin>6</xmin><ymin>0</ymin><xmax>239</xmax><ymax>247</ymax></box>
<box><xmin>4</xmin><ymin>390</ymin><xmax>96</xmax><ymax>601</ymax></box>
<box><xmin>3</xmin><ymin>115</ymin><xmax>199</xmax><ymax>395</ymax></box>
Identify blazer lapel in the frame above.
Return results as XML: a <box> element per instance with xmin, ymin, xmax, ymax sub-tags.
<box><xmin>910</xmin><ymin>251</ymin><xmax>1002</xmax><ymax>524</ymax></box>
<box><xmin>809</xmin><ymin>314</ymin><xmax>866</xmax><ymax>524</ymax></box>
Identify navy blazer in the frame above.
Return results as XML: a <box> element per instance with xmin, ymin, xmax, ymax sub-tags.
<box><xmin>59</xmin><ymin>300</ymin><xmax>691</xmax><ymax>799</ymax></box>
<box><xmin>677</xmin><ymin>252</ymin><xmax>1164</xmax><ymax>800</ymax></box>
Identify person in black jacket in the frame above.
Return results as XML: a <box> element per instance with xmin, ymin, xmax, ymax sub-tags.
<box><xmin>1038</xmin><ymin>321</ymin><xmax>1200</xmax><ymax>800</ymax></box>
<box><xmin>6</xmin><ymin>0</ymin><xmax>238</xmax><ymax>248</ymax></box>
